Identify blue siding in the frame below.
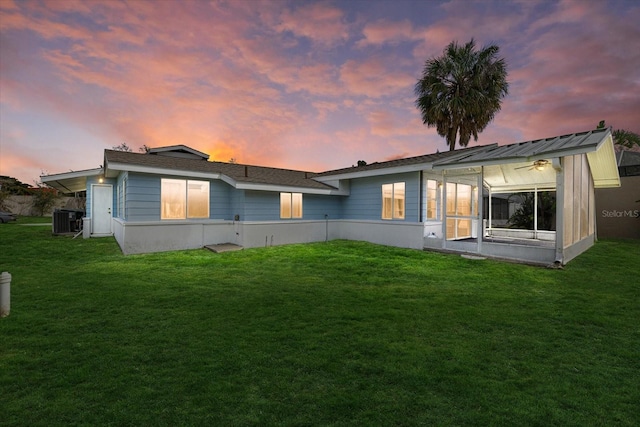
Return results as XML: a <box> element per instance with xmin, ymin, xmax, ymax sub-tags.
<box><xmin>116</xmin><ymin>171</ymin><xmax>420</xmax><ymax>223</ymax></box>
<box><xmin>304</xmin><ymin>194</ymin><xmax>343</xmax><ymax>220</ymax></box>
<box><xmin>342</xmin><ymin>172</ymin><xmax>420</xmax><ymax>221</ymax></box>
<box><xmin>243</xmin><ymin>191</ymin><xmax>342</xmax><ymax>221</ymax></box>
<box><xmin>126</xmin><ymin>173</ymin><xmax>161</xmax><ymax>221</ymax></box>
<box><xmin>211</xmin><ymin>180</ymin><xmax>232</xmax><ymax>219</ymax></box>
<box><xmin>230</xmin><ymin>189</ymin><xmax>245</xmax><ymax>220</ymax></box>
<box><xmin>244</xmin><ymin>191</ymin><xmax>279</xmax><ymax>220</ymax></box>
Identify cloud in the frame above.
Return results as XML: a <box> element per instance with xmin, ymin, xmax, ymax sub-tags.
<box><xmin>1</xmin><ymin>0</ymin><xmax>639</xmax><ymax>186</ymax></box>
<box><xmin>500</xmin><ymin>0</ymin><xmax>640</xmax><ymax>139</ymax></box>
<box><xmin>340</xmin><ymin>56</ymin><xmax>415</xmax><ymax>98</ymax></box>
<box><xmin>358</xmin><ymin>19</ymin><xmax>416</xmax><ymax>47</ymax></box>
<box><xmin>275</xmin><ymin>3</ymin><xmax>349</xmax><ymax>46</ymax></box>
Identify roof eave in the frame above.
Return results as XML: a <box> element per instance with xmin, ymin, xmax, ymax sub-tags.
<box><xmin>105</xmin><ymin>161</ymin><xmax>223</xmax><ymax>180</ymax></box>
<box><xmin>314</xmin><ymin>163</ymin><xmax>432</xmax><ymax>182</ymax></box>
<box><xmin>40</xmin><ymin>168</ymin><xmax>103</xmax><ymax>193</ymax></box>
<box><xmin>587</xmin><ymin>132</ymin><xmax>621</xmax><ymax>188</ymax></box>
<box><xmin>235</xmin><ymin>182</ymin><xmax>346</xmax><ymax>195</ymax></box>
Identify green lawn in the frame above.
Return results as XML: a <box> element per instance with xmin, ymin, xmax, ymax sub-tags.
<box><xmin>1</xmin><ymin>217</ymin><xmax>639</xmax><ymax>426</ymax></box>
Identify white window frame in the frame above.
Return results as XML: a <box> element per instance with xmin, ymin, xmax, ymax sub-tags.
<box><xmin>118</xmin><ymin>177</ymin><xmax>127</xmax><ymax>220</ymax></box>
<box><xmin>382</xmin><ymin>182</ymin><xmax>405</xmax><ymax>220</ymax></box>
<box><xmin>161</xmin><ymin>178</ymin><xmax>210</xmax><ymax>220</ymax></box>
<box><xmin>280</xmin><ymin>192</ymin><xmax>303</xmax><ymax>219</ymax></box>
<box><xmin>426</xmin><ymin>179</ymin><xmax>439</xmax><ymax>221</ymax></box>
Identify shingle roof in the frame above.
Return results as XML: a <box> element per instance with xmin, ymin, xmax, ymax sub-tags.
<box><xmin>315</xmin><ymin>144</ymin><xmax>492</xmax><ymax>177</ymax></box>
<box><xmin>104</xmin><ymin>150</ymin><xmax>333</xmax><ymax>190</ymax></box>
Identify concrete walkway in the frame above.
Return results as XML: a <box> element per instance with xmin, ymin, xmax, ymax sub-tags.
<box><xmin>205</xmin><ymin>243</ymin><xmax>243</xmax><ymax>253</ymax></box>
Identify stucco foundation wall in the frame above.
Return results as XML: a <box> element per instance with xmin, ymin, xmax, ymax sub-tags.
<box><xmin>332</xmin><ymin>220</ymin><xmax>424</xmax><ymax>250</ymax></box>
<box><xmin>112</xmin><ymin>218</ymin><xmax>123</xmax><ymax>246</ymax></box>
<box><xmin>482</xmin><ymin>242</ymin><xmax>556</xmax><ymax>265</ymax></box>
<box><xmin>424</xmin><ymin>222</ymin><xmax>442</xmax><ymax>238</ymax></box>
<box><xmin>240</xmin><ymin>220</ymin><xmax>330</xmax><ymax>248</ymax></box>
<box><xmin>113</xmin><ymin>219</ymin><xmax>235</xmax><ymax>254</ymax></box>
<box><xmin>110</xmin><ymin>219</ymin><xmax>425</xmax><ymax>254</ymax></box>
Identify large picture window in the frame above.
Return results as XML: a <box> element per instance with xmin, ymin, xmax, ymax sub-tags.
<box><xmin>280</xmin><ymin>192</ymin><xmax>303</xmax><ymax>218</ymax></box>
<box><xmin>161</xmin><ymin>178</ymin><xmax>209</xmax><ymax>219</ymax></box>
<box><xmin>382</xmin><ymin>182</ymin><xmax>405</xmax><ymax>220</ymax></box>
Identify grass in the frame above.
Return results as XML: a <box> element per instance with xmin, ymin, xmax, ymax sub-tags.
<box><xmin>1</xmin><ymin>217</ymin><xmax>639</xmax><ymax>426</ymax></box>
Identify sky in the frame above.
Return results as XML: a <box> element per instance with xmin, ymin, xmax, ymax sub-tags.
<box><xmin>1</xmin><ymin>0</ymin><xmax>639</xmax><ymax>185</ymax></box>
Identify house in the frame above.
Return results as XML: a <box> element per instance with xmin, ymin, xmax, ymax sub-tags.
<box><xmin>595</xmin><ymin>150</ymin><xmax>640</xmax><ymax>239</ymax></box>
<box><xmin>41</xmin><ymin>128</ymin><xmax>620</xmax><ymax>264</ymax></box>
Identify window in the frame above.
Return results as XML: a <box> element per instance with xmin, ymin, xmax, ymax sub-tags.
<box><xmin>382</xmin><ymin>182</ymin><xmax>405</xmax><ymax>220</ymax></box>
<box><xmin>280</xmin><ymin>192</ymin><xmax>302</xmax><ymax>218</ymax></box>
<box><xmin>187</xmin><ymin>180</ymin><xmax>209</xmax><ymax>218</ymax></box>
<box><xmin>426</xmin><ymin>179</ymin><xmax>438</xmax><ymax>220</ymax></box>
<box><xmin>161</xmin><ymin>179</ymin><xmax>209</xmax><ymax>219</ymax></box>
<box><xmin>446</xmin><ymin>182</ymin><xmax>474</xmax><ymax>217</ymax></box>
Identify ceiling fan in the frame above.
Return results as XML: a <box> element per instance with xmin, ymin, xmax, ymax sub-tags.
<box><xmin>514</xmin><ymin>159</ymin><xmax>550</xmax><ymax>171</ymax></box>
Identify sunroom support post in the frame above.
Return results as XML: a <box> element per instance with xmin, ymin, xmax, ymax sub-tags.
<box><xmin>488</xmin><ymin>188</ymin><xmax>492</xmax><ymax>231</ymax></box>
<box><xmin>555</xmin><ymin>160</ymin><xmax>565</xmax><ymax>263</ymax></box>
<box><xmin>477</xmin><ymin>170</ymin><xmax>483</xmax><ymax>254</ymax></box>
<box><xmin>534</xmin><ymin>187</ymin><xmax>538</xmax><ymax>239</ymax></box>
<box><xmin>441</xmin><ymin>174</ymin><xmax>447</xmax><ymax>249</ymax></box>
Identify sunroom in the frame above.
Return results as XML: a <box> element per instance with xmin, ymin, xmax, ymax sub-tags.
<box><xmin>422</xmin><ymin>128</ymin><xmax>620</xmax><ymax>265</ymax></box>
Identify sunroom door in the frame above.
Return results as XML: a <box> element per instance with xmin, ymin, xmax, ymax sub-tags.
<box><xmin>446</xmin><ymin>182</ymin><xmax>475</xmax><ymax>240</ymax></box>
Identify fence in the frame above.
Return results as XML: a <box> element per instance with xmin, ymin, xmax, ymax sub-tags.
<box><xmin>2</xmin><ymin>195</ymin><xmax>85</xmax><ymax>216</ymax></box>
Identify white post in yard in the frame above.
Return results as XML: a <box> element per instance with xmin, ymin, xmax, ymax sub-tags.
<box><xmin>0</xmin><ymin>271</ymin><xmax>10</xmax><ymax>317</ymax></box>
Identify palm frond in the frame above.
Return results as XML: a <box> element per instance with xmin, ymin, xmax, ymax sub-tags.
<box><xmin>415</xmin><ymin>38</ymin><xmax>509</xmax><ymax>150</ymax></box>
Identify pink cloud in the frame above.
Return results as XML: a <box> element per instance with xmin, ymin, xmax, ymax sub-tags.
<box><xmin>358</xmin><ymin>19</ymin><xmax>415</xmax><ymax>46</ymax></box>
<box><xmin>501</xmin><ymin>1</ymin><xmax>640</xmax><ymax>139</ymax></box>
<box><xmin>275</xmin><ymin>3</ymin><xmax>349</xmax><ymax>46</ymax></box>
<box><xmin>340</xmin><ymin>56</ymin><xmax>415</xmax><ymax>98</ymax></box>
<box><xmin>1</xmin><ymin>0</ymin><xmax>638</xmax><ymax>186</ymax></box>
<box><xmin>0</xmin><ymin>0</ymin><xmax>19</xmax><ymax>11</ymax></box>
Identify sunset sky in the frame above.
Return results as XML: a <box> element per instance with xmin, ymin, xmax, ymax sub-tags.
<box><xmin>1</xmin><ymin>0</ymin><xmax>639</xmax><ymax>186</ymax></box>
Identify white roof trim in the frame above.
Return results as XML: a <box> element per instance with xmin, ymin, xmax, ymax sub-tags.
<box><xmin>40</xmin><ymin>168</ymin><xmax>103</xmax><ymax>193</ymax></box>
<box><xmin>40</xmin><ymin>168</ymin><xmax>103</xmax><ymax>181</ymax></box>
<box><xmin>147</xmin><ymin>145</ymin><xmax>209</xmax><ymax>159</ymax></box>
<box><xmin>106</xmin><ymin>162</ymin><xmax>222</xmax><ymax>180</ymax></box>
<box><xmin>314</xmin><ymin>164</ymin><xmax>429</xmax><ymax>182</ymax></box>
<box><xmin>235</xmin><ymin>182</ymin><xmax>349</xmax><ymax>195</ymax></box>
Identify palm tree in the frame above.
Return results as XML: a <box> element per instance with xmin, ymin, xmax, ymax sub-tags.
<box><xmin>415</xmin><ymin>39</ymin><xmax>508</xmax><ymax>151</ymax></box>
